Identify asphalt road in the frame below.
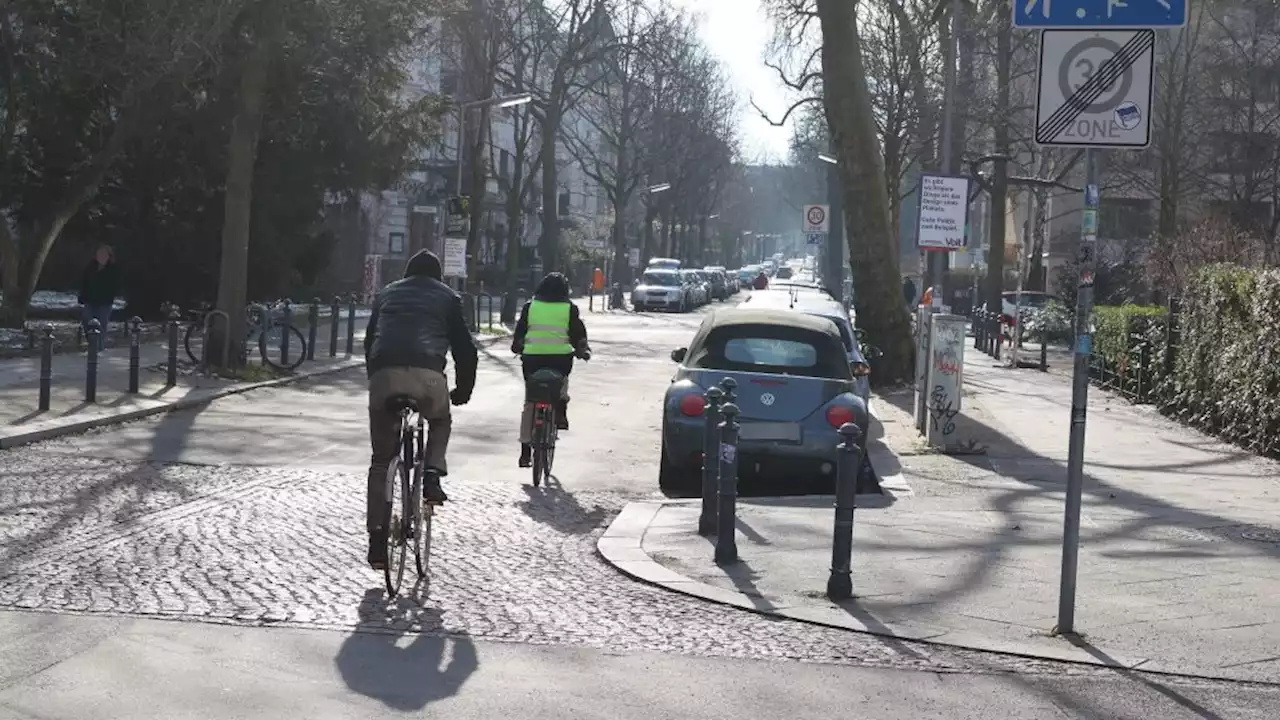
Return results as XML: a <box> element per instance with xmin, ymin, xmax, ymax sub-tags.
<box><xmin>1</xmin><ymin>303</ymin><xmax>1278</xmax><ymax>718</ymax></box>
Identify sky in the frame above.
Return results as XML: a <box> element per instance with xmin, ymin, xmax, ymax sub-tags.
<box><xmin>668</xmin><ymin>0</ymin><xmax>795</xmax><ymax>163</ymax></box>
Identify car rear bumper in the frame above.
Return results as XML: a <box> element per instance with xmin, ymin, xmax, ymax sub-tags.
<box><xmin>635</xmin><ymin>296</ymin><xmax>682</xmax><ymax>309</ymax></box>
<box><xmin>663</xmin><ymin>416</ymin><xmax>865</xmax><ymax>480</ymax></box>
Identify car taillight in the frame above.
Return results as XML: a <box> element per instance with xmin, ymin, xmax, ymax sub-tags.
<box><xmin>679</xmin><ymin>394</ymin><xmax>706</xmax><ymax>417</ymax></box>
<box><xmin>826</xmin><ymin>405</ymin><xmax>856</xmax><ymax>428</ymax></box>
<box><xmin>851</xmin><ymin>362</ymin><xmax>871</xmax><ymax>377</ymax></box>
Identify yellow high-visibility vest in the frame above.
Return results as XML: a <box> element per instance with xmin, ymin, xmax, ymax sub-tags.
<box><xmin>524</xmin><ymin>300</ymin><xmax>573</xmax><ymax>355</ymax></box>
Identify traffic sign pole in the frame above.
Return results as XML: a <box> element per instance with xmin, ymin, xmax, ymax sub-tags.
<box><xmin>1056</xmin><ymin>148</ymin><xmax>1099</xmax><ymax>636</ymax></box>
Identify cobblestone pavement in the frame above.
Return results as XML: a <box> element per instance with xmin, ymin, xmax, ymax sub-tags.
<box><xmin>0</xmin><ymin>451</ymin><xmax>1251</xmax><ymax>686</ymax></box>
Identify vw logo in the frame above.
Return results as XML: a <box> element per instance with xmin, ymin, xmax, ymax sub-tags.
<box><xmin>759</xmin><ymin>393</ymin><xmax>776</xmax><ymax>406</ymax></box>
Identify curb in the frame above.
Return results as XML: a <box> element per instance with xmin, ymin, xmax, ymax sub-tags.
<box><xmin>0</xmin><ymin>332</ymin><xmax>508</xmax><ymax>450</ymax></box>
<box><xmin>597</xmin><ymin>500</ymin><xmax>1273</xmax><ymax>685</ymax></box>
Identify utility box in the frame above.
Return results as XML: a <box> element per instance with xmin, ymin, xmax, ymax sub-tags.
<box><xmin>926</xmin><ymin>314</ymin><xmax>967</xmax><ymax>449</ymax></box>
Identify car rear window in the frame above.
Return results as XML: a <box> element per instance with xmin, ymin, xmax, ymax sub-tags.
<box><xmin>775</xmin><ymin>267</ymin><xmax>794</xmax><ymax>279</ymax></box>
<box><xmin>690</xmin><ymin>323</ymin><xmax>850</xmax><ymax>378</ymax></box>
<box><xmin>642</xmin><ymin>271</ymin><xmax>679</xmax><ymax>286</ymax></box>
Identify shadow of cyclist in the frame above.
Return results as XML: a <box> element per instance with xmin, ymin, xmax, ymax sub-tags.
<box><xmin>335</xmin><ymin>588</ymin><xmax>479</xmax><ymax>711</ymax></box>
<box><xmin>517</xmin><ymin>475</ymin><xmax>609</xmax><ymax>535</ymax></box>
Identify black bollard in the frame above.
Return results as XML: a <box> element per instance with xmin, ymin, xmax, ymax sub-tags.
<box><xmin>827</xmin><ymin>422</ymin><xmax>865</xmax><ymax>601</ymax></box>
<box><xmin>38</xmin><ymin>324</ymin><xmax>54</xmax><ymax>411</ymax></box>
<box><xmin>280</xmin><ymin>299</ymin><xmax>292</xmax><ymax>366</ymax></box>
<box><xmin>720</xmin><ymin>376</ymin><xmax>738</xmax><ymax>405</ymax></box>
<box><xmin>329</xmin><ymin>296</ymin><xmax>341</xmax><ymax>358</ymax></box>
<box><xmin>714</xmin><ymin>402</ymin><xmax>741</xmax><ymax>566</ymax></box>
<box><xmin>167</xmin><ymin>306</ymin><xmax>180</xmax><ymax>387</ymax></box>
<box><xmin>307</xmin><ymin>298</ymin><xmax>319</xmax><ymax>361</ymax></box>
<box><xmin>1040</xmin><ymin>331</ymin><xmax>1048</xmax><ymax>372</ymax></box>
<box><xmin>994</xmin><ymin>322</ymin><xmax>1003</xmax><ymax>361</ymax></box>
<box><xmin>128</xmin><ymin>317</ymin><xmax>141</xmax><ymax>393</ymax></box>
<box><xmin>346</xmin><ymin>294</ymin><xmax>357</xmax><ymax>356</ymax></box>
<box><xmin>698</xmin><ymin>387</ymin><xmax>725</xmax><ymax>536</ymax></box>
<box><xmin>85</xmin><ymin>319</ymin><xmax>100</xmax><ymax>403</ymax></box>
<box><xmin>974</xmin><ymin>312</ymin><xmax>984</xmax><ymax>349</ymax></box>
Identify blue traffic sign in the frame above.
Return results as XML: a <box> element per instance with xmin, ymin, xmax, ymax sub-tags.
<box><xmin>1014</xmin><ymin>0</ymin><xmax>1186</xmax><ymax>28</ymax></box>
<box><xmin>806</xmin><ymin>232</ymin><xmax>826</xmax><ymax>246</ymax></box>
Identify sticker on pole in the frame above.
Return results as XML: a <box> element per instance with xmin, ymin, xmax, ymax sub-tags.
<box><xmin>1034</xmin><ymin>29</ymin><xmax>1155</xmax><ymax>148</ymax></box>
<box><xmin>802</xmin><ymin>204</ymin><xmax>829</xmax><ymax>233</ymax></box>
<box><xmin>915</xmin><ymin>174</ymin><xmax>970</xmax><ymax>251</ymax></box>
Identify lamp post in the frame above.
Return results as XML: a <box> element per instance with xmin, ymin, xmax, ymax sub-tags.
<box><xmin>817</xmin><ymin>151</ymin><xmax>844</xmax><ymax>298</ymax></box>
<box><xmin>455</xmin><ymin>92</ymin><xmax>533</xmax><ymax>194</ymax></box>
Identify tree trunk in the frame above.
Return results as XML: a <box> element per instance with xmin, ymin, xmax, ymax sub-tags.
<box><xmin>213</xmin><ymin>1</ymin><xmax>278</xmax><ymax>369</ymax></box>
<box><xmin>539</xmin><ymin>101</ymin><xmax>563</xmax><ymax>273</ymax></box>
<box><xmin>986</xmin><ymin>2</ymin><xmax>1011</xmax><ymax>315</ymax></box>
<box><xmin>466</xmin><ymin>104</ymin><xmax>490</xmax><ymax>292</ymax></box>
<box><xmin>502</xmin><ymin>170</ymin><xmax>524</xmax><ymax>324</ymax></box>
<box><xmin>814</xmin><ymin>0</ymin><xmax>912</xmax><ymax>385</ymax></box>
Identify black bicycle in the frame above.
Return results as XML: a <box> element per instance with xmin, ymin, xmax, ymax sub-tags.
<box><xmin>523</xmin><ymin>345</ymin><xmax>590</xmax><ymax>487</ymax></box>
<box><xmin>380</xmin><ymin>394</ymin><xmax>436</xmax><ymax>597</ymax></box>
<box><xmin>183</xmin><ymin>301</ymin><xmax>308</xmax><ymax>371</ymax></box>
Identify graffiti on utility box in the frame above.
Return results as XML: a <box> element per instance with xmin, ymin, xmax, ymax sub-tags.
<box><xmin>926</xmin><ymin>314</ymin><xmax>967</xmax><ymax>446</ymax></box>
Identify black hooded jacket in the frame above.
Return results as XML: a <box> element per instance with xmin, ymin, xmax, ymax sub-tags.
<box><xmin>363</xmin><ymin>250</ymin><xmax>478</xmax><ymax>395</ymax></box>
<box><xmin>511</xmin><ymin>274</ymin><xmax>588</xmax><ymax>355</ymax></box>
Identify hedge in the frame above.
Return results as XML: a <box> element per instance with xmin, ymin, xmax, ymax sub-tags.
<box><xmin>1091</xmin><ymin>265</ymin><xmax>1280</xmax><ymax>458</ymax></box>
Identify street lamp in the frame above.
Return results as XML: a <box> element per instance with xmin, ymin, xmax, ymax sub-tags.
<box><xmin>818</xmin><ymin>153</ymin><xmax>838</xmax><ymax>165</ymax></box>
<box><xmin>647</xmin><ymin>183</ymin><xmax>671</xmax><ymax>193</ymax></box>
<box><xmin>457</xmin><ymin>93</ymin><xmax>534</xmax><ymax>192</ymax></box>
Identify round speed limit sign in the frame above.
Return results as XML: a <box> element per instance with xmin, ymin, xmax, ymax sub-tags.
<box><xmin>804</xmin><ymin>204</ymin><xmax>828</xmax><ymax>232</ymax></box>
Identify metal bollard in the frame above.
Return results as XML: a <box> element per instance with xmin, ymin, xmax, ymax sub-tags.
<box><xmin>1040</xmin><ymin>332</ymin><xmax>1048</xmax><ymax>372</ymax></box>
<box><xmin>167</xmin><ymin>306</ymin><xmax>180</xmax><ymax>386</ymax></box>
<box><xmin>345</xmin><ymin>294</ymin><xmax>356</xmax><ymax>356</ymax></box>
<box><xmin>714</xmin><ymin>402</ymin><xmax>741</xmax><ymax>566</ymax></box>
<box><xmin>85</xmin><ymin>319</ymin><xmax>101</xmax><ymax>403</ymax></box>
<box><xmin>280</xmin><ymin>299</ymin><xmax>292</xmax><ymax>366</ymax></box>
<box><xmin>38</xmin><ymin>324</ymin><xmax>54</xmax><ymax>411</ymax></box>
<box><xmin>974</xmin><ymin>312</ymin><xmax>984</xmax><ymax>349</ymax></box>
<box><xmin>994</xmin><ymin>322</ymin><xmax>1003</xmax><ymax>361</ymax></box>
<box><xmin>488</xmin><ymin>295</ymin><xmax>495</xmax><ymax>330</ymax></box>
<box><xmin>307</xmin><ymin>298</ymin><xmax>319</xmax><ymax>361</ymax></box>
<box><xmin>827</xmin><ymin>422</ymin><xmax>865</xmax><ymax>601</ymax></box>
<box><xmin>698</xmin><ymin>387</ymin><xmax>725</xmax><ymax>536</ymax></box>
<box><xmin>329</xmin><ymin>296</ymin><xmax>341</xmax><ymax>357</ymax></box>
<box><xmin>720</xmin><ymin>376</ymin><xmax>738</xmax><ymax>404</ymax></box>
<box><xmin>128</xmin><ymin>317</ymin><xmax>141</xmax><ymax>393</ymax></box>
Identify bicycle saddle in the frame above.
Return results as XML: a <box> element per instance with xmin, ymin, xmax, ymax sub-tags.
<box><xmin>384</xmin><ymin>394</ymin><xmax>418</xmax><ymax>414</ymax></box>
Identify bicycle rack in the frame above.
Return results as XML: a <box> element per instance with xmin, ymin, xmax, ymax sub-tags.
<box><xmin>200</xmin><ymin>309</ymin><xmax>232</xmax><ymax>373</ymax></box>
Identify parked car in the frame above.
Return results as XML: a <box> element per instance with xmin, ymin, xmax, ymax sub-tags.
<box><xmin>705</xmin><ymin>266</ymin><xmax>733</xmax><ymax>297</ymax></box>
<box><xmin>737</xmin><ymin>266</ymin><xmax>760</xmax><ymax>285</ymax></box>
<box><xmin>681</xmin><ymin>269</ymin><xmax>710</xmax><ymax>305</ymax></box>
<box><xmin>743</xmin><ymin>290</ymin><xmax>874</xmax><ymax>405</ymax></box>
<box><xmin>979</xmin><ymin>291</ymin><xmax>1061</xmax><ymax>341</ymax></box>
<box><xmin>660</xmin><ymin>307</ymin><xmax>871</xmax><ymax>496</ymax></box>
<box><xmin>632</xmin><ymin>269</ymin><xmax>691</xmax><ymax>312</ymax></box>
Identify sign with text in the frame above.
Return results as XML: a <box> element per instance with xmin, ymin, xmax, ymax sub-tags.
<box><xmin>926</xmin><ymin>314</ymin><xmax>967</xmax><ymax>449</ymax></box>
<box><xmin>802</xmin><ymin>204</ymin><xmax>830</xmax><ymax>234</ymax></box>
<box><xmin>1035</xmin><ymin>29</ymin><xmax>1154</xmax><ymax>147</ymax></box>
<box><xmin>442</xmin><ymin>237</ymin><xmax>467</xmax><ymax>278</ymax></box>
<box><xmin>1015</xmin><ymin>0</ymin><xmax>1186</xmax><ymax>29</ymax></box>
<box><xmin>628</xmin><ymin>248</ymin><xmax>641</xmax><ymax>268</ymax></box>
<box><xmin>916</xmin><ymin>175</ymin><xmax>970</xmax><ymax>251</ymax></box>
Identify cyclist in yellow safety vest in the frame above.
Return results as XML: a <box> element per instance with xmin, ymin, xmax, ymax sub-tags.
<box><xmin>511</xmin><ymin>272</ymin><xmax>590</xmax><ymax>468</ymax></box>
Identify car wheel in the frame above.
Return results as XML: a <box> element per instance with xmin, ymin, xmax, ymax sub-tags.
<box><xmin>659</xmin><ymin>443</ymin><xmax>699</xmax><ymax>498</ymax></box>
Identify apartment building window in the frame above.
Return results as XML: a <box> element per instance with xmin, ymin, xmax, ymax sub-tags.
<box><xmin>1208</xmin><ymin>200</ymin><xmax>1273</xmax><ymax>232</ymax></box>
<box><xmin>1206</xmin><ymin>131</ymin><xmax>1275</xmax><ymax>175</ymax></box>
<box><xmin>500</xmin><ymin>149</ymin><xmax>511</xmax><ymax>181</ymax></box>
<box><xmin>558</xmin><ymin>191</ymin><xmax>571</xmax><ymax>216</ymax></box>
<box><xmin>1098</xmin><ymin>198</ymin><xmax>1153</xmax><ymax>241</ymax></box>
<box><xmin>389</xmin><ymin>232</ymin><xmax>405</xmax><ymax>254</ymax></box>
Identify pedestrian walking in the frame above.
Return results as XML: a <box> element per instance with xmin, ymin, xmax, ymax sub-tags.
<box><xmin>78</xmin><ymin>244</ymin><xmax>119</xmax><ymax>352</ymax></box>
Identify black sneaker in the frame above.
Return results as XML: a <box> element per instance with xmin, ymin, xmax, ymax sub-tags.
<box><xmin>423</xmin><ymin>471</ymin><xmax>448</xmax><ymax>504</ymax></box>
<box><xmin>518</xmin><ymin>443</ymin><xmax>532</xmax><ymax>468</ymax></box>
<box><xmin>556</xmin><ymin>412</ymin><xmax>569</xmax><ymax>431</ymax></box>
<box><xmin>367</xmin><ymin>528</ymin><xmax>388</xmax><ymax>570</ymax></box>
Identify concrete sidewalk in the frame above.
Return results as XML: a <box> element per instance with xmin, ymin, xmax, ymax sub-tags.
<box><xmin>0</xmin><ymin>319</ymin><xmax>510</xmax><ymax>449</ymax></box>
<box><xmin>600</xmin><ymin>345</ymin><xmax>1280</xmax><ymax>683</ymax></box>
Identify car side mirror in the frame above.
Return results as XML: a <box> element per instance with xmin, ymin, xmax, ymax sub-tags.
<box><xmin>671</xmin><ymin>347</ymin><xmax>687</xmax><ymax>363</ymax></box>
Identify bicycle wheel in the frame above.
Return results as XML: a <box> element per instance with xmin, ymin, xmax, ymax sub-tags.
<box><xmin>415</xmin><ymin>502</ymin><xmax>433</xmax><ymax>580</ymax></box>
<box><xmin>183</xmin><ymin>322</ymin><xmax>202</xmax><ymax>364</ymax></box>
<box><xmin>383</xmin><ymin>440</ymin><xmax>410</xmax><ymax>597</ymax></box>
<box><xmin>258</xmin><ymin>324</ymin><xmax>307</xmax><ymax>371</ymax></box>
<box><xmin>544</xmin><ymin>425</ymin><xmax>556</xmax><ymax>485</ymax></box>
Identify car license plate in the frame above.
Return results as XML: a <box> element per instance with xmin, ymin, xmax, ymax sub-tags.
<box><xmin>737</xmin><ymin>422</ymin><xmax>801</xmax><ymax>442</ymax></box>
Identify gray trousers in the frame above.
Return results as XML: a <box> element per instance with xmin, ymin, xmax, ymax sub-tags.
<box><xmin>366</xmin><ymin>367</ymin><xmax>451</xmax><ymax>533</ymax></box>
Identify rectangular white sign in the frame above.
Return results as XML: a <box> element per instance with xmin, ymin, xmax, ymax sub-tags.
<box><xmin>916</xmin><ymin>175</ymin><xmax>969</xmax><ymax>250</ymax></box>
<box><xmin>628</xmin><ymin>248</ymin><xmax>641</xmax><ymax>268</ymax></box>
<box><xmin>442</xmin><ymin>237</ymin><xmax>467</xmax><ymax>278</ymax></box>
<box><xmin>1034</xmin><ymin>29</ymin><xmax>1155</xmax><ymax>147</ymax></box>
<box><xmin>802</xmin><ymin>204</ymin><xmax>830</xmax><ymax>234</ymax></box>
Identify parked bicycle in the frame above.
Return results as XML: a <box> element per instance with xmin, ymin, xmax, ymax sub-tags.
<box><xmin>183</xmin><ymin>301</ymin><xmax>308</xmax><ymax>371</ymax></box>
<box><xmin>524</xmin><ymin>344</ymin><xmax>590</xmax><ymax>487</ymax></box>
<box><xmin>381</xmin><ymin>394</ymin><xmax>436</xmax><ymax>597</ymax></box>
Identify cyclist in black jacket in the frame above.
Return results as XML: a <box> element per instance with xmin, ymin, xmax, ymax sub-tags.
<box><xmin>363</xmin><ymin>250</ymin><xmax>477</xmax><ymax>569</ymax></box>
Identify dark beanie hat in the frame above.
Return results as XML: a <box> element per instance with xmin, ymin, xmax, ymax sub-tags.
<box><xmin>404</xmin><ymin>250</ymin><xmax>442</xmax><ymax>280</ymax></box>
